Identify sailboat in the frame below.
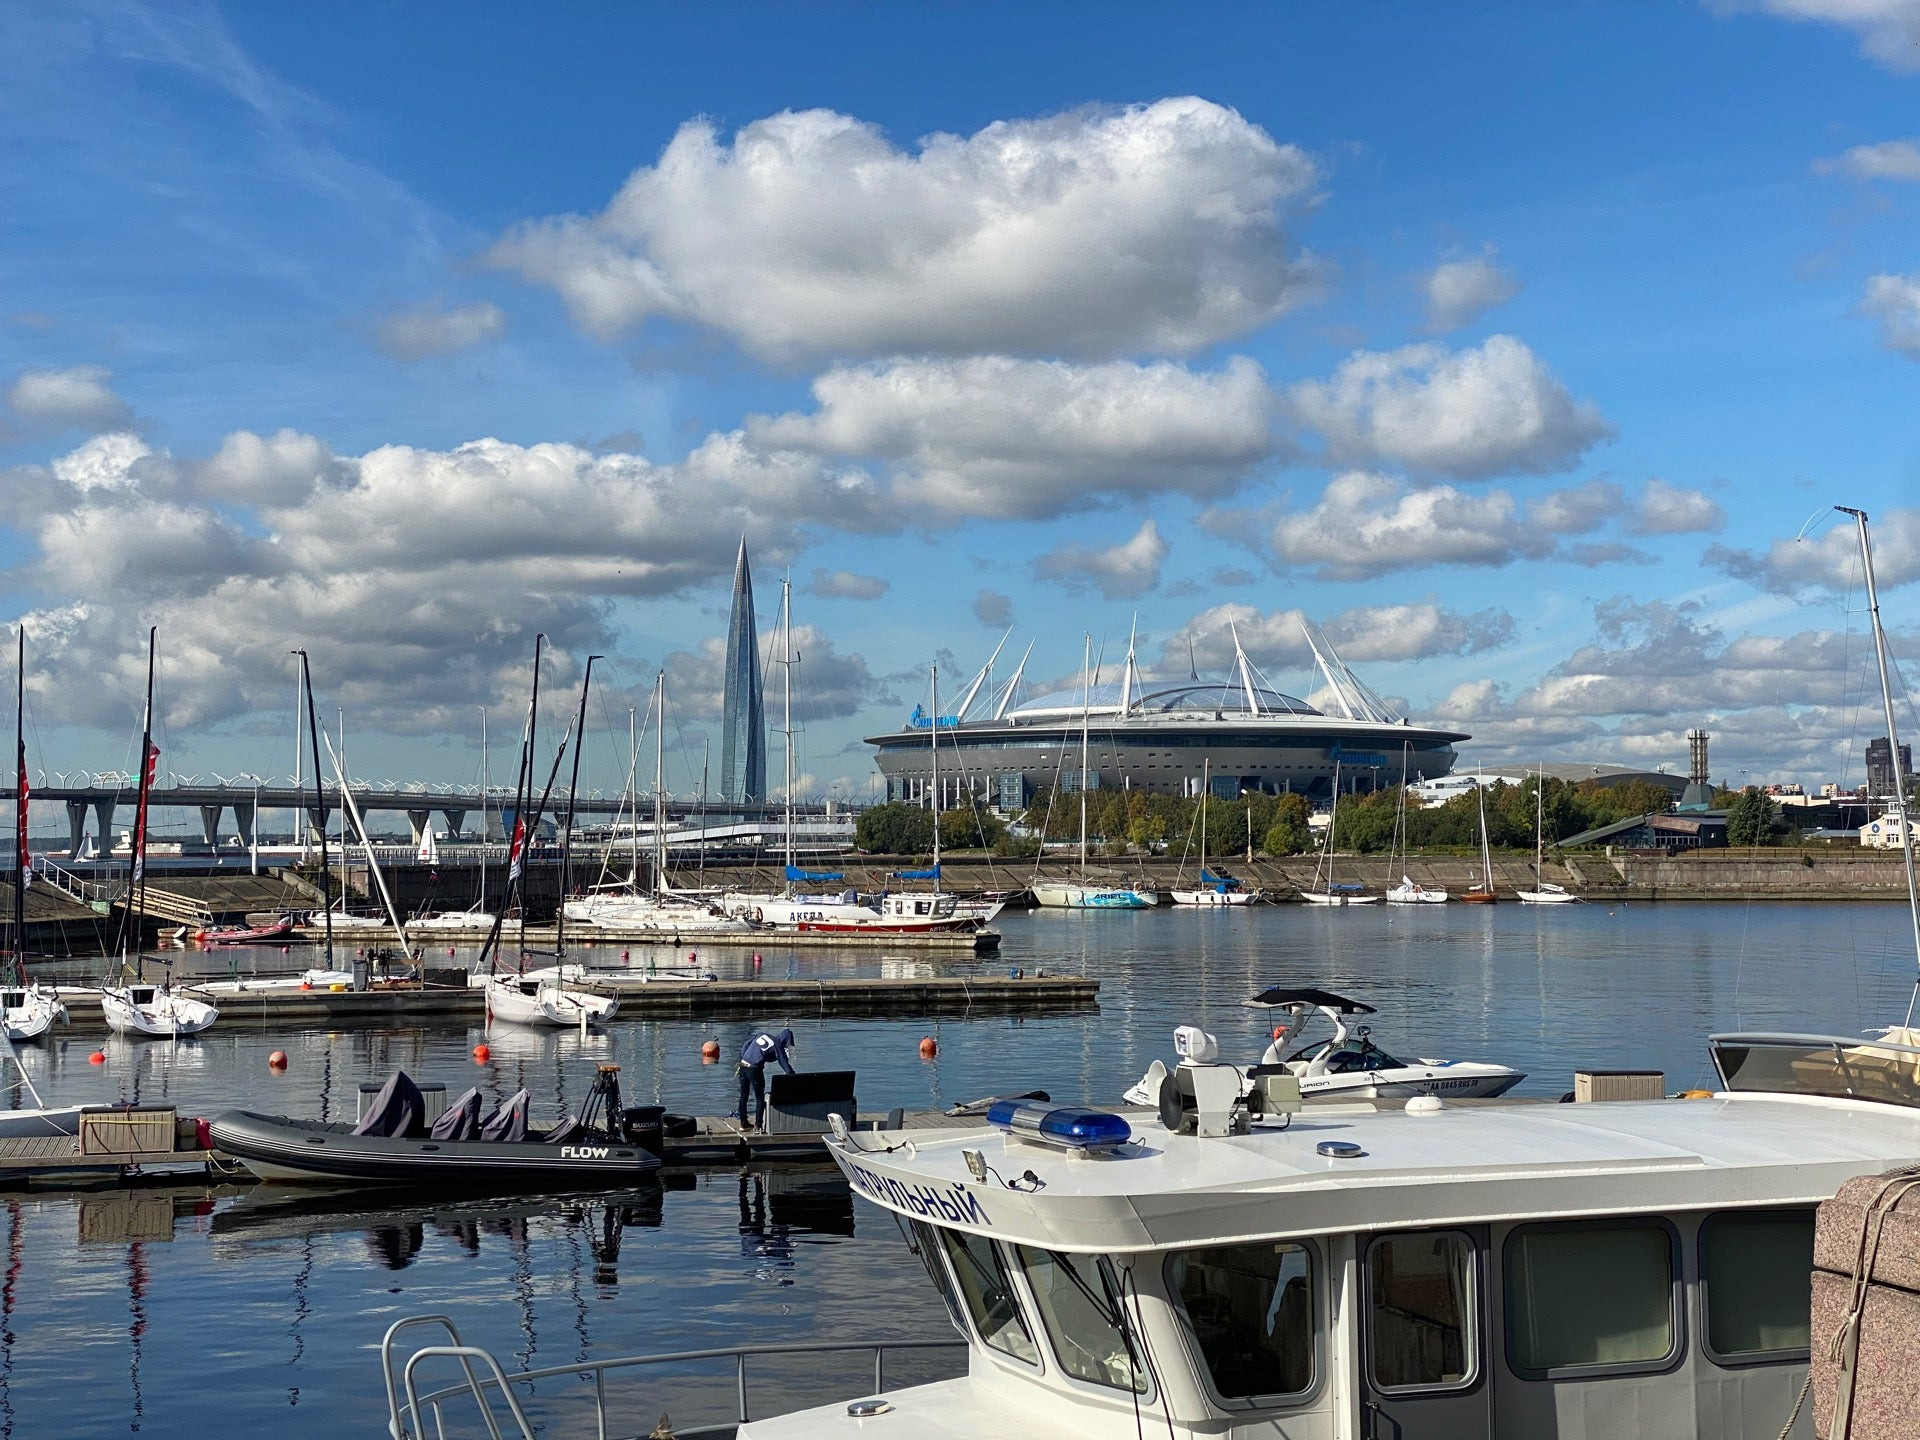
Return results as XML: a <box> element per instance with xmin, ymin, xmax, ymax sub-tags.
<box><xmin>1385</xmin><ymin>742</ymin><xmax>1447</xmax><ymax>904</ymax></box>
<box><xmin>99</xmin><ymin>629</ymin><xmax>220</xmax><ymax>1037</ymax></box>
<box><xmin>564</xmin><ymin>671</ymin><xmax>756</xmax><ymax>936</ymax></box>
<box><xmin>1031</xmin><ymin>632</ymin><xmax>1158</xmax><ymax>909</ymax></box>
<box><xmin>1460</xmin><ymin>782</ymin><xmax>1498</xmax><ymax>903</ymax></box>
<box><xmin>1300</xmin><ymin>759</ymin><xmax>1378</xmax><ymax>905</ymax></box>
<box><xmin>726</xmin><ymin>588</ymin><xmax>983</xmax><ymax>933</ymax></box>
<box><xmin>1516</xmin><ymin>767</ymin><xmax>1578</xmax><ymax>904</ymax></box>
<box><xmin>4</xmin><ymin>627</ymin><xmax>63</xmax><ymax>1041</ymax></box>
<box><xmin>1171</xmin><ymin>759</ymin><xmax>1255</xmax><ymax>906</ymax></box>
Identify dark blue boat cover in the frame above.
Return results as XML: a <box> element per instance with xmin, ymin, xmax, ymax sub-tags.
<box><xmin>479</xmin><ymin>1088</ymin><xmax>530</xmax><ymax>1142</ymax></box>
<box><xmin>430</xmin><ymin>1087</ymin><xmax>483</xmax><ymax>1141</ymax></box>
<box><xmin>352</xmin><ymin>1071</ymin><xmax>426</xmax><ymax>1137</ymax></box>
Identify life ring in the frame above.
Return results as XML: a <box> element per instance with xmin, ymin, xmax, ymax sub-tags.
<box><xmin>751</xmin><ymin>907</ymin><xmax>765</xmax><ymax>924</ymax></box>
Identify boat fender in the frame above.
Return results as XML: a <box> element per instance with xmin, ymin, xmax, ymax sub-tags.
<box><xmin>751</xmin><ymin>908</ymin><xmax>764</xmax><ymax>924</ymax></box>
<box><xmin>195</xmin><ymin>1117</ymin><xmax>212</xmax><ymax>1151</ymax></box>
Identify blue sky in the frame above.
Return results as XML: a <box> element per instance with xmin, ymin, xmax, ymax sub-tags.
<box><xmin>5</xmin><ymin>0</ymin><xmax>1920</xmax><ymax>800</ymax></box>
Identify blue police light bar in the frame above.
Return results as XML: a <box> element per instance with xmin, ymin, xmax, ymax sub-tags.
<box><xmin>985</xmin><ymin>1099</ymin><xmax>1132</xmax><ymax>1150</ymax></box>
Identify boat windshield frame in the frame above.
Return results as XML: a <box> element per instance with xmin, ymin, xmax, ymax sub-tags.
<box><xmin>1708</xmin><ymin>1031</ymin><xmax>1920</xmax><ymax>1109</ymax></box>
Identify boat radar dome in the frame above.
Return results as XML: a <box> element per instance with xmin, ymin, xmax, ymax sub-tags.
<box><xmin>985</xmin><ymin>1099</ymin><xmax>1132</xmax><ymax>1152</ymax></box>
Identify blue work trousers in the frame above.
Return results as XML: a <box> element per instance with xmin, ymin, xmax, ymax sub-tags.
<box><xmin>737</xmin><ymin>1061</ymin><xmax>767</xmax><ymax>1128</ymax></box>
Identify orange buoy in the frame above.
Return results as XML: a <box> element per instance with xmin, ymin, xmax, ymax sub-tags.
<box><xmin>473</xmin><ymin>1043</ymin><xmax>491</xmax><ymax>1063</ymax></box>
<box><xmin>918</xmin><ymin>1036</ymin><xmax>938</xmax><ymax>1058</ymax></box>
<box><xmin>279</xmin><ymin>945</ymin><xmax>289</xmax><ymax>954</ymax></box>
<box><xmin>268</xmin><ymin>1050</ymin><xmax>288</xmax><ymax>1069</ymax></box>
<box><xmin>701</xmin><ymin>1039</ymin><xmax>721</xmax><ymax>1063</ymax></box>
<box><xmin>88</xmin><ymin>1051</ymin><xmax>106</xmax><ymax>1065</ymax></box>
<box><xmin>621</xmin><ymin>950</ymin><xmax>630</xmax><ymax>961</ymax></box>
<box><xmin>448</xmin><ymin>946</ymin><xmax>455</xmax><ymax>957</ymax></box>
<box><xmin>752</xmin><ymin>951</ymin><xmax>762</xmax><ymax>968</ymax></box>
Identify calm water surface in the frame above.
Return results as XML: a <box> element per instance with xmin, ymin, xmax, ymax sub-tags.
<box><xmin>6</xmin><ymin>902</ymin><xmax>1916</xmax><ymax>1436</ymax></box>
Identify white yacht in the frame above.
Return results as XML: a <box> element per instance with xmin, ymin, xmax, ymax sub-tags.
<box><xmin>478</xmin><ymin>973</ymin><xmax>619</xmax><ymax>1028</ymax></box>
<box><xmin>100</xmin><ymin>982</ymin><xmax>219</xmax><ymax>1037</ymax></box>
<box><xmin>1029</xmin><ymin>879</ymin><xmax>1159</xmax><ymax>910</ymax></box>
<box><xmin>0</xmin><ymin>984</ymin><xmax>66</xmax><ymax>1042</ymax></box>
<box><xmin>1123</xmin><ymin>987</ymin><xmax>1525</xmax><ymax>1105</ymax></box>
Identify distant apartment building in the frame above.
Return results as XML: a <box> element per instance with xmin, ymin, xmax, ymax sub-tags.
<box><xmin>1867</xmin><ymin>737</ymin><xmax>1912</xmax><ymax>800</ymax></box>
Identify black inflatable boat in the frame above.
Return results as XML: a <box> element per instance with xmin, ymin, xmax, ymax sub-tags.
<box><xmin>210</xmin><ymin>1065</ymin><xmax>663</xmax><ymax>1187</ymax></box>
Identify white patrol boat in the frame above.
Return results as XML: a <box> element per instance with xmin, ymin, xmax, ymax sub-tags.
<box><xmin>1252</xmin><ymin>985</ymin><xmax>1522</xmax><ymax>1102</ymax></box>
<box><xmin>761</xmin><ymin>1028</ymin><xmax>1918</xmax><ymax>1440</ymax></box>
<box><xmin>379</xmin><ymin>1025</ymin><xmax>1920</xmax><ymax>1440</ymax></box>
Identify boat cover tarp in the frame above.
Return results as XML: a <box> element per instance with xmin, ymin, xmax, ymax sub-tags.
<box><xmin>479</xmin><ymin>1088</ymin><xmax>530</xmax><ymax>1143</ymax></box>
<box><xmin>1200</xmin><ymin>869</ymin><xmax>1237</xmax><ymax>888</ymax></box>
<box><xmin>785</xmin><ymin>865</ymin><xmax>845</xmax><ymax>882</ymax></box>
<box><xmin>352</xmin><ymin>1071</ymin><xmax>426</xmax><ymax>1137</ymax></box>
<box><xmin>1246</xmin><ymin>986</ymin><xmax>1377</xmax><ymax>1013</ymax></box>
<box><xmin>892</xmin><ymin>865</ymin><xmax>941</xmax><ymax>880</ymax></box>
<box><xmin>430</xmin><ymin>1087</ymin><xmax>483</xmax><ymax>1142</ymax></box>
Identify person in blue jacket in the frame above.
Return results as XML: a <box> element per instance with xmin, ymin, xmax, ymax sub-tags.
<box><xmin>737</xmin><ymin>1026</ymin><xmax>797</xmax><ymax>1130</ymax></box>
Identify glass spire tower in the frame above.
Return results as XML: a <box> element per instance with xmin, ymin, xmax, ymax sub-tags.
<box><xmin>719</xmin><ymin>539</ymin><xmax>766</xmax><ymax>805</ymax></box>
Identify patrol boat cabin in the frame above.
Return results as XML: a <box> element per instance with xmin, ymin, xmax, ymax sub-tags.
<box><xmin>741</xmin><ymin>1028</ymin><xmax>1920</xmax><ymax>1440</ymax></box>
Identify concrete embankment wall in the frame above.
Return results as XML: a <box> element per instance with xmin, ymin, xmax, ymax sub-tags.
<box><xmin>315</xmin><ymin>847</ymin><xmax>1920</xmax><ymax>906</ymax></box>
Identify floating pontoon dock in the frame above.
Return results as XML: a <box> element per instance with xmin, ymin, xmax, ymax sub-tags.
<box><xmin>54</xmin><ymin>972</ymin><xmax>1097</xmax><ymax>1023</ymax></box>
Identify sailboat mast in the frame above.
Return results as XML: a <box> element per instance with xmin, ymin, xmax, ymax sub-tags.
<box><xmin>120</xmin><ymin>627</ymin><xmax>158</xmax><ymax>974</ymax></box>
<box><xmin>475</xmin><ymin>635</ymin><xmax>541</xmax><ymax>975</ymax></box>
<box><xmin>653</xmin><ymin>672</ymin><xmax>666</xmax><ymax>895</ymax></box>
<box><xmin>295</xmin><ymin>649</ymin><xmax>333</xmax><ymax>971</ymax></box>
<box><xmin>11</xmin><ymin>628</ymin><xmax>25</xmax><ymax>975</ymax></box>
<box><xmin>1078</xmin><ymin>635</ymin><xmax>1091</xmax><ymax>872</ymax></box>
<box><xmin>1535</xmin><ymin>770</ymin><xmax>1545</xmax><ymax>887</ymax></box>
<box><xmin>477</xmin><ymin>707</ymin><xmax>488</xmax><ymax>915</ymax></box>
<box><xmin>1841</xmin><ymin>506</ymin><xmax>1920</xmax><ymax>1023</ymax></box>
<box><xmin>1198</xmin><ymin>758</ymin><xmax>1209</xmax><ymax>882</ymax></box>
<box><xmin>555</xmin><ymin>654</ymin><xmax>600</xmax><ymax>960</ymax></box>
<box><xmin>929</xmin><ymin>665</ymin><xmax>941</xmax><ymax>875</ymax></box>
<box><xmin>781</xmin><ymin>580</ymin><xmax>795</xmax><ymax>879</ymax></box>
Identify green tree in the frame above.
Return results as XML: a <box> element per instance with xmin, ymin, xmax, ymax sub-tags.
<box><xmin>854</xmin><ymin>803</ymin><xmax>936</xmax><ymax>854</ymax></box>
<box><xmin>939</xmin><ymin>806</ymin><xmax>1004</xmax><ymax>852</ymax></box>
<box><xmin>1263</xmin><ymin>793</ymin><xmax>1312</xmax><ymax>855</ymax></box>
<box><xmin>1726</xmin><ymin>788</ymin><xmax>1777</xmax><ymax>847</ymax></box>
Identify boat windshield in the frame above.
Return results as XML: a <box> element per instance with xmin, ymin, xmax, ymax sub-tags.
<box><xmin>936</xmin><ymin>1227</ymin><xmax>1040</xmax><ymax>1365</ymax></box>
<box><xmin>1710</xmin><ymin>1032</ymin><xmax>1920</xmax><ymax>1109</ymax></box>
<box><xmin>1289</xmin><ymin>1036</ymin><xmax>1407</xmax><ymax>1073</ymax></box>
<box><xmin>1167</xmin><ymin>1240</ymin><xmax>1315</xmax><ymax>1402</ymax></box>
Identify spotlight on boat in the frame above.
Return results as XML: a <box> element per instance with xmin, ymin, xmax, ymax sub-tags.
<box><xmin>1174</xmin><ymin>1025</ymin><xmax>1219</xmax><ymax>1063</ymax></box>
<box><xmin>963</xmin><ymin>1148</ymin><xmax>988</xmax><ymax>1181</ymax></box>
<box><xmin>828</xmin><ymin>1112</ymin><xmax>851</xmax><ymax>1143</ymax></box>
<box><xmin>985</xmin><ymin>1099</ymin><xmax>1132</xmax><ymax>1153</ymax></box>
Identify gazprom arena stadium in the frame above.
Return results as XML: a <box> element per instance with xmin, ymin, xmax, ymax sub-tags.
<box><xmin>868</xmin><ymin>632</ymin><xmax>1468</xmax><ymax>810</ymax></box>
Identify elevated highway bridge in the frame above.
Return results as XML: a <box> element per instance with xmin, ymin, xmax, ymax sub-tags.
<box><xmin>0</xmin><ymin>782</ymin><xmax>808</xmax><ymax>860</ymax></box>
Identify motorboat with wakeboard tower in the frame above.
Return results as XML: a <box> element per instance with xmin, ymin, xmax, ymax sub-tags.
<box><xmin>1122</xmin><ymin>986</ymin><xmax>1525</xmax><ymax>1105</ymax></box>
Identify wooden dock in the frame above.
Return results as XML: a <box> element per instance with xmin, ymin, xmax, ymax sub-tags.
<box><xmin>54</xmin><ymin>973</ymin><xmax>1098</xmax><ymax>1023</ymax></box>
<box><xmin>0</xmin><ymin>1107</ymin><xmax>214</xmax><ymax>1187</ymax></box>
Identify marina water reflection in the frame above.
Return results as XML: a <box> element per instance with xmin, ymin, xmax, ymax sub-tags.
<box><xmin>2</xmin><ymin>903</ymin><xmax>1915</xmax><ymax>1436</ymax></box>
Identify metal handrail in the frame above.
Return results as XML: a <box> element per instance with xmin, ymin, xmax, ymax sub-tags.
<box><xmin>382</xmin><ymin>1314</ymin><xmax>966</xmax><ymax>1440</ymax></box>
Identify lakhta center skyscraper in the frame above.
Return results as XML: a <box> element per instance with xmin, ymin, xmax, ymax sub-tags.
<box><xmin>719</xmin><ymin>539</ymin><xmax>766</xmax><ymax>805</ymax></box>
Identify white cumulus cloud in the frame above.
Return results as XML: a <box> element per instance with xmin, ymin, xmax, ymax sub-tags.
<box><xmin>1423</xmin><ymin>247</ymin><xmax>1521</xmax><ymax>331</ymax></box>
<box><xmin>371</xmin><ymin>300</ymin><xmax>506</xmax><ymax>361</ymax></box>
<box><xmin>1262</xmin><ymin>472</ymin><xmax>1553</xmax><ymax>581</ymax></box>
<box><xmin>1708</xmin><ymin>507</ymin><xmax>1920</xmax><ymax>593</ymax></box>
<box><xmin>5</xmin><ymin>365</ymin><xmax>133</xmax><ymax>432</ymax></box>
<box><xmin>1815</xmin><ymin>138</ymin><xmax>1920</xmax><ymax>181</ymax></box>
<box><xmin>1717</xmin><ymin>1</ymin><xmax>1920</xmax><ymax>73</ymax></box>
<box><xmin>1172</xmin><ymin>600</ymin><xmax>1514</xmax><ymax>674</ymax></box>
<box><xmin>1629</xmin><ymin>478</ymin><xmax>1723</xmax><ymax>535</ymax></box>
<box><xmin>1287</xmin><ymin>335</ymin><xmax>1612</xmax><ymax>479</ymax></box>
<box><xmin>804</xmin><ymin>567</ymin><xmax>890</xmax><ymax>601</ymax></box>
<box><xmin>1864</xmin><ymin>273</ymin><xmax>1920</xmax><ymax>355</ymax></box>
<box><xmin>487</xmin><ymin>98</ymin><xmax>1322</xmax><ymax>363</ymax></box>
<box><xmin>751</xmin><ymin>355</ymin><xmax>1277</xmax><ymax>521</ymax></box>
<box><xmin>1032</xmin><ymin>519</ymin><xmax>1168</xmax><ymax>600</ymax></box>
